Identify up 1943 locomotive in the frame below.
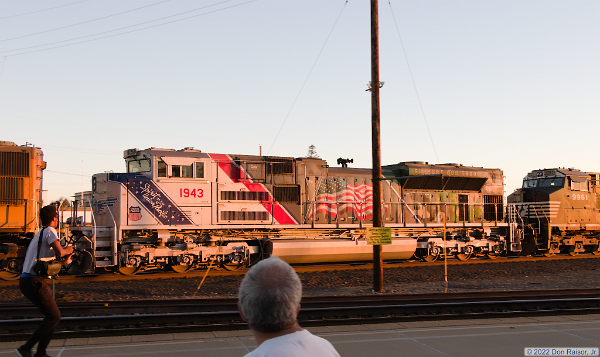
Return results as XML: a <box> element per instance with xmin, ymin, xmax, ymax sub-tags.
<box><xmin>0</xmin><ymin>142</ymin><xmax>45</xmax><ymax>280</ymax></box>
<box><xmin>65</xmin><ymin>147</ymin><xmax>525</xmax><ymax>275</ymax></box>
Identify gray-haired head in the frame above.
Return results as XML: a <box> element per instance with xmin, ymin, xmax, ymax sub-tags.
<box><xmin>238</xmin><ymin>256</ymin><xmax>302</xmax><ymax>333</ymax></box>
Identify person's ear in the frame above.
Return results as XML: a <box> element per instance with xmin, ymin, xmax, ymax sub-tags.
<box><xmin>238</xmin><ymin>301</ymin><xmax>246</xmax><ymax>322</ymax></box>
<box><xmin>296</xmin><ymin>304</ymin><xmax>301</xmax><ymax>317</ymax></box>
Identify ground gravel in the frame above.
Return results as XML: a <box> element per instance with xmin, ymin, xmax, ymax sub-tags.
<box><xmin>1</xmin><ymin>257</ymin><xmax>598</xmax><ymax>303</ymax></box>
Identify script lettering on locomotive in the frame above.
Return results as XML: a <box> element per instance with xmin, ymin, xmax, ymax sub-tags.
<box><xmin>140</xmin><ymin>183</ymin><xmax>168</xmax><ymax>219</ymax></box>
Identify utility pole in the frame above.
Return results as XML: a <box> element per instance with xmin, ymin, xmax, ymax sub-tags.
<box><xmin>370</xmin><ymin>0</ymin><xmax>383</xmax><ymax>292</ymax></box>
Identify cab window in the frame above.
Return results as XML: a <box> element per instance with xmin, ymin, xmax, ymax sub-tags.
<box><xmin>128</xmin><ymin>159</ymin><xmax>151</xmax><ymax>173</ymax></box>
<box><xmin>196</xmin><ymin>162</ymin><xmax>204</xmax><ymax>179</ymax></box>
<box><xmin>570</xmin><ymin>178</ymin><xmax>588</xmax><ymax>191</ymax></box>
<box><xmin>172</xmin><ymin>164</ymin><xmax>193</xmax><ymax>178</ymax></box>
<box><xmin>539</xmin><ymin>178</ymin><xmax>564</xmax><ymax>188</ymax></box>
<box><xmin>523</xmin><ymin>179</ymin><xmax>537</xmax><ymax>188</ymax></box>
<box><xmin>157</xmin><ymin>158</ymin><xmax>167</xmax><ymax>177</ymax></box>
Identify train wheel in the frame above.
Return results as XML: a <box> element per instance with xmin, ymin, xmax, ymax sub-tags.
<box><xmin>67</xmin><ymin>250</ymin><xmax>94</xmax><ymax>275</ymax></box>
<box><xmin>170</xmin><ymin>265</ymin><xmax>193</xmax><ymax>273</ymax></box>
<box><xmin>591</xmin><ymin>244</ymin><xmax>600</xmax><ymax>256</ymax></box>
<box><xmin>421</xmin><ymin>255</ymin><xmax>438</xmax><ymax>262</ymax></box>
<box><xmin>0</xmin><ymin>259</ymin><xmax>22</xmax><ymax>280</ymax></box>
<box><xmin>118</xmin><ymin>266</ymin><xmax>141</xmax><ymax>275</ymax></box>
<box><xmin>118</xmin><ymin>256</ymin><xmax>141</xmax><ymax>276</ymax></box>
<box><xmin>456</xmin><ymin>245</ymin><xmax>474</xmax><ymax>261</ymax></box>
<box><xmin>168</xmin><ymin>255</ymin><xmax>194</xmax><ymax>273</ymax></box>
<box><xmin>0</xmin><ymin>270</ymin><xmax>20</xmax><ymax>280</ymax></box>
<box><xmin>542</xmin><ymin>252</ymin><xmax>555</xmax><ymax>257</ymax></box>
<box><xmin>567</xmin><ymin>243</ymin><xmax>581</xmax><ymax>256</ymax></box>
<box><xmin>221</xmin><ymin>262</ymin><xmax>244</xmax><ymax>271</ymax></box>
<box><xmin>455</xmin><ymin>253</ymin><xmax>472</xmax><ymax>261</ymax></box>
<box><xmin>486</xmin><ymin>253</ymin><xmax>499</xmax><ymax>259</ymax></box>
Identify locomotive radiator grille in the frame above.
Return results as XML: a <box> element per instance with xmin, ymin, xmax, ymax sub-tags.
<box><xmin>221</xmin><ymin>211</ymin><xmax>269</xmax><ymax>221</ymax></box>
<box><xmin>0</xmin><ymin>177</ymin><xmax>24</xmax><ymax>205</ymax></box>
<box><xmin>220</xmin><ymin>191</ymin><xmax>270</xmax><ymax>201</ymax></box>
<box><xmin>0</xmin><ymin>151</ymin><xmax>29</xmax><ymax>176</ymax></box>
<box><xmin>484</xmin><ymin>195</ymin><xmax>504</xmax><ymax>221</ymax></box>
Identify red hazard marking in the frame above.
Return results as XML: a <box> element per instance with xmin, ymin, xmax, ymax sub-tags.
<box><xmin>209</xmin><ymin>153</ymin><xmax>297</xmax><ymax>224</ymax></box>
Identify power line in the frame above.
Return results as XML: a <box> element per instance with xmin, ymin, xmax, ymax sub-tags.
<box><xmin>0</xmin><ymin>0</ymin><xmax>92</xmax><ymax>21</ymax></box>
<box><xmin>0</xmin><ymin>0</ymin><xmax>256</xmax><ymax>57</ymax></box>
<box><xmin>0</xmin><ymin>0</ymin><xmax>174</xmax><ymax>42</ymax></box>
<box><xmin>45</xmin><ymin>170</ymin><xmax>92</xmax><ymax>177</ymax></box>
<box><xmin>267</xmin><ymin>1</ymin><xmax>349</xmax><ymax>155</ymax></box>
<box><xmin>388</xmin><ymin>1</ymin><xmax>439</xmax><ymax>163</ymax></box>
<box><xmin>0</xmin><ymin>113</ymin><xmax>262</xmax><ymax>147</ymax></box>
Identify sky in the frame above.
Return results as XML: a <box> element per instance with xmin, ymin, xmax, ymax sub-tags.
<box><xmin>1</xmin><ymin>0</ymin><xmax>598</xmax><ymax>203</ymax></box>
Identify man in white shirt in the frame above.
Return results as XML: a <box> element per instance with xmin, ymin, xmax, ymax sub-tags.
<box><xmin>17</xmin><ymin>205</ymin><xmax>73</xmax><ymax>357</ymax></box>
<box><xmin>238</xmin><ymin>256</ymin><xmax>340</xmax><ymax>357</ymax></box>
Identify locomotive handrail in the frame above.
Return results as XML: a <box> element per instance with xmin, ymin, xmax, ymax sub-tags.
<box><xmin>104</xmin><ymin>203</ymin><xmax>119</xmax><ymax>265</ymax></box>
<box><xmin>505</xmin><ymin>204</ymin><xmax>525</xmax><ymax>252</ymax></box>
<box><xmin>529</xmin><ymin>204</ymin><xmax>548</xmax><ymax>236</ymax></box>
<box><xmin>69</xmin><ymin>198</ymin><xmax>99</xmax><ymax>270</ymax></box>
<box><xmin>302</xmin><ymin>200</ymin><xmax>507</xmax><ymax>227</ymax></box>
<box><xmin>388</xmin><ymin>184</ymin><xmax>420</xmax><ymax>224</ymax></box>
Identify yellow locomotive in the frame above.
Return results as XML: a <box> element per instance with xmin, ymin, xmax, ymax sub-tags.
<box><xmin>0</xmin><ymin>141</ymin><xmax>46</xmax><ymax>280</ymax></box>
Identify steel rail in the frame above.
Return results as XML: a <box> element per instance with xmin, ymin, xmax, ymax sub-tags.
<box><xmin>2</xmin><ymin>288</ymin><xmax>599</xmax><ymax>318</ymax></box>
<box><xmin>0</xmin><ymin>289</ymin><xmax>598</xmax><ymax>342</ymax></box>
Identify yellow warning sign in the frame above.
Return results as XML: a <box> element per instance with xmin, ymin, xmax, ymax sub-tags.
<box><xmin>366</xmin><ymin>227</ymin><xmax>392</xmax><ymax>245</ymax></box>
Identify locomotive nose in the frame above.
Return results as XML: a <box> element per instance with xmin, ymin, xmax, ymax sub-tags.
<box><xmin>523</xmin><ymin>189</ymin><xmax>549</xmax><ymax>203</ymax></box>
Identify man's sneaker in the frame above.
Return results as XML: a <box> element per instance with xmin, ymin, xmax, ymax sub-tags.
<box><xmin>16</xmin><ymin>346</ymin><xmax>32</xmax><ymax>357</ymax></box>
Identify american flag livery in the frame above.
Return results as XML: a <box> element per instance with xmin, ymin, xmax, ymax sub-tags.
<box><xmin>310</xmin><ymin>177</ymin><xmax>374</xmax><ymax>219</ymax></box>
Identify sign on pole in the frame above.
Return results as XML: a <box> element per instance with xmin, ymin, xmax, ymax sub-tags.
<box><xmin>366</xmin><ymin>227</ymin><xmax>392</xmax><ymax>245</ymax></box>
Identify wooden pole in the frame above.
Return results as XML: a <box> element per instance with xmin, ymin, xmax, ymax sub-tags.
<box><xmin>371</xmin><ymin>0</ymin><xmax>383</xmax><ymax>292</ymax></box>
<box><xmin>444</xmin><ymin>205</ymin><xmax>448</xmax><ymax>293</ymax></box>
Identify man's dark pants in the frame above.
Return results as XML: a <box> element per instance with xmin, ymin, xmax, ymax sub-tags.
<box><xmin>19</xmin><ymin>276</ymin><xmax>61</xmax><ymax>355</ymax></box>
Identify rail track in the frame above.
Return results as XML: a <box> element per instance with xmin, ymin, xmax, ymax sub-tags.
<box><xmin>1</xmin><ymin>289</ymin><xmax>599</xmax><ymax>342</ymax></box>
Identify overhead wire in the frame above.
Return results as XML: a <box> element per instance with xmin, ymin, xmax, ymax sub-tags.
<box><xmin>0</xmin><ymin>57</ymin><xmax>6</xmax><ymax>78</ymax></box>
<box><xmin>0</xmin><ymin>0</ymin><xmax>175</xmax><ymax>42</ymax></box>
<box><xmin>0</xmin><ymin>0</ymin><xmax>92</xmax><ymax>21</ymax></box>
<box><xmin>0</xmin><ymin>113</ymin><xmax>263</xmax><ymax>147</ymax></box>
<box><xmin>45</xmin><ymin>170</ymin><xmax>92</xmax><ymax>177</ymax></box>
<box><xmin>0</xmin><ymin>0</ymin><xmax>257</xmax><ymax>57</ymax></box>
<box><xmin>388</xmin><ymin>1</ymin><xmax>439</xmax><ymax>163</ymax></box>
<box><xmin>266</xmin><ymin>1</ymin><xmax>349</xmax><ymax>155</ymax></box>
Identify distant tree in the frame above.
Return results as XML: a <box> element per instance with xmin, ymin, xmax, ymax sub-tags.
<box><xmin>307</xmin><ymin>144</ymin><xmax>320</xmax><ymax>158</ymax></box>
<box><xmin>51</xmin><ymin>197</ymin><xmax>71</xmax><ymax>226</ymax></box>
<box><xmin>53</xmin><ymin>197</ymin><xmax>71</xmax><ymax>211</ymax></box>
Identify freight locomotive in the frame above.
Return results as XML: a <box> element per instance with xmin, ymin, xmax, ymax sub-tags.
<box><xmin>64</xmin><ymin>147</ymin><xmax>522</xmax><ymax>275</ymax></box>
<box><xmin>508</xmin><ymin>168</ymin><xmax>600</xmax><ymax>256</ymax></box>
<box><xmin>0</xmin><ymin>142</ymin><xmax>45</xmax><ymax>280</ymax></box>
